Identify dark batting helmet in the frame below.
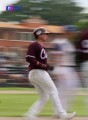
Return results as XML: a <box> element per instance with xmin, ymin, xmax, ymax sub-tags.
<box><xmin>33</xmin><ymin>27</ymin><xmax>49</xmax><ymax>39</ymax></box>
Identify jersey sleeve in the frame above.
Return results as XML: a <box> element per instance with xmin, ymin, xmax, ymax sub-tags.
<box><xmin>26</xmin><ymin>44</ymin><xmax>36</xmax><ymax>59</ymax></box>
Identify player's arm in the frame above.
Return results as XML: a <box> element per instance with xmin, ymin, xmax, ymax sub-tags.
<box><xmin>26</xmin><ymin>56</ymin><xmax>49</xmax><ymax>70</ymax></box>
<box><xmin>26</xmin><ymin>57</ymin><xmax>54</xmax><ymax>71</ymax></box>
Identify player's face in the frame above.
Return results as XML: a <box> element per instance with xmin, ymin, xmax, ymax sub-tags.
<box><xmin>39</xmin><ymin>33</ymin><xmax>48</xmax><ymax>42</ymax></box>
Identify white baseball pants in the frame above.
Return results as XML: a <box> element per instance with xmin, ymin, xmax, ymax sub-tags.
<box><xmin>53</xmin><ymin>66</ymin><xmax>80</xmax><ymax>111</ymax></box>
<box><xmin>26</xmin><ymin>69</ymin><xmax>67</xmax><ymax>117</ymax></box>
<box><xmin>80</xmin><ymin>61</ymin><xmax>88</xmax><ymax>113</ymax></box>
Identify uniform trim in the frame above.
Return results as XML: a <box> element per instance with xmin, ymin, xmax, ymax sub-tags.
<box><xmin>82</xmin><ymin>50</ymin><xmax>88</xmax><ymax>53</ymax></box>
<box><xmin>26</xmin><ymin>55</ymin><xmax>35</xmax><ymax>58</ymax></box>
<box><xmin>77</xmin><ymin>49</ymin><xmax>88</xmax><ymax>53</ymax></box>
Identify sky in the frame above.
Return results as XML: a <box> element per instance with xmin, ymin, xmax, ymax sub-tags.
<box><xmin>0</xmin><ymin>0</ymin><xmax>20</xmax><ymax>13</ymax></box>
<box><xmin>74</xmin><ymin>0</ymin><xmax>88</xmax><ymax>13</ymax></box>
<box><xmin>0</xmin><ymin>0</ymin><xmax>88</xmax><ymax>13</ymax></box>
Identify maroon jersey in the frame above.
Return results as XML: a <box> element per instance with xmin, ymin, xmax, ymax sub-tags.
<box><xmin>76</xmin><ymin>30</ymin><xmax>88</xmax><ymax>62</ymax></box>
<box><xmin>26</xmin><ymin>41</ymin><xmax>48</xmax><ymax>71</ymax></box>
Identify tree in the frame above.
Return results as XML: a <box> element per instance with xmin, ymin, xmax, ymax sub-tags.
<box><xmin>76</xmin><ymin>19</ymin><xmax>88</xmax><ymax>30</ymax></box>
<box><xmin>0</xmin><ymin>0</ymin><xmax>83</xmax><ymax>25</ymax></box>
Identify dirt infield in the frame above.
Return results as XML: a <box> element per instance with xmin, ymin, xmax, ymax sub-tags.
<box><xmin>0</xmin><ymin>117</ymin><xmax>87</xmax><ymax>120</ymax></box>
<box><xmin>0</xmin><ymin>90</ymin><xmax>87</xmax><ymax>95</ymax></box>
<box><xmin>0</xmin><ymin>90</ymin><xmax>37</xmax><ymax>94</ymax></box>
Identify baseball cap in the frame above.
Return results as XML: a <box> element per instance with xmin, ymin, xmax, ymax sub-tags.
<box><xmin>33</xmin><ymin>27</ymin><xmax>49</xmax><ymax>36</ymax></box>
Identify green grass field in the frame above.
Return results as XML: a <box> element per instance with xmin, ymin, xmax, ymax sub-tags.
<box><xmin>0</xmin><ymin>92</ymin><xmax>87</xmax><ymax>117</ymax></box>
<box><xmin>0</xmin><ymin>87</ymin><xmax>34</xmax><ymax>91</ymax></box>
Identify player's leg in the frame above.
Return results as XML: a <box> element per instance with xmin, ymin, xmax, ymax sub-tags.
<box><xmin>26</xmin><ymin>69</ymin><xmax>76</xmax><ymax>120</ymax></box>
<box><xmin>24</xmin><ymin>84</ymin><xmax>49</xmax><ymax>120</ymax></box>
<box><xmin>53</xmin><ymin>66</ymin><xmax>77</xmax><ymax>111</ymax></box>
<box><xmin>37</xmin><ymin>70</ymin><xmax>76</xmax><ymax>119</ymax></box>
<box><xmin>54</xmin><ymin>78</ymin><xmax>69</xmax><ymax>111</ymax></box>
<box><xmin>41</xmin><ymin>70</ymin><xmax>76</xmax><ymax>120</ymax></box>
<box><xmin>24</xmin><ymin>70</ymin><xmax>49</xmax><ymax>120</ymax></box>
<box><xmin>59</xmin><ymin>67</ymin><xmax>79</xmax><ymax>110</ymax></box>
<box><xmin>28</xmin><ymin>69</ymin><xmax>67</xmax><ymax>116</ymax></box>
<box><xmin>51</xmin><ymin>66</ymin><xmax>69</xmax><ymax>114</ymax></box>
<box><xmin>81</xmin><ymin>61</ymin><xmax>88</xmax><ymax>116</ymax></box>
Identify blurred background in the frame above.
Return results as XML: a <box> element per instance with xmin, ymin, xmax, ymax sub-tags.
<box><xmin>0</xmin><ymin>0</ymin><xmax>88</xmax><ymax>118</ymax></box>
<box><xmin>0</xmin><ymin>0</ymin><xmax>88</xmax><ymax>87</ymax></box>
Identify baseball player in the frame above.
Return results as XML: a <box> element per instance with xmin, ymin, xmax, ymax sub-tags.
<box><xmin>24</xmin><ymin>27</ymin><xmax>76</xmax><ymax>120</ymax></box>
<box><xmin>76</xmin><ymin>29</ymin><xmax>88</xmax><ymax>115</ymax></box>
<box><xmin>49</xmin><ymin>31</ymin><xmax>80</xmax><ymax>113</ymax></box>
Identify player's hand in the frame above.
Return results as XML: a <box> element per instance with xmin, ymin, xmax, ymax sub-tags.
<box><xmin>48</xmin><ymin>65</ymin><xmax>54</xmax><ymax>71</ymax></box>
<box><xmin>42</xmin><ymin>64</ymin><xmax>47</xmax><ymax>67</ymax></box>
<box><xmin>37</xmin><ymin>62</ymin><xmax>47</xmax><ymax>68</ymax></box>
